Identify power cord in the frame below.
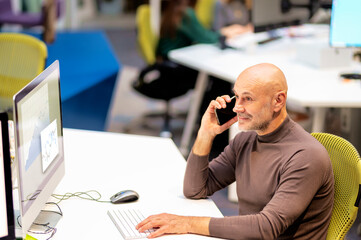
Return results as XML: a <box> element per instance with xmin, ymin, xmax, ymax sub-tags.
<box><xmin>18</xmin><ymin>190</ymin><xmax>109</xmax><ymax>239</ymax></box>
<box><xmin>51</xmin><ymin>190</ymin><xmax>111</xmax><ymax>204</ymax></box>
<box><xmin>17</xmin><ymin>190</ymin><xmax>109</xmax><ymax>239</ymax></box>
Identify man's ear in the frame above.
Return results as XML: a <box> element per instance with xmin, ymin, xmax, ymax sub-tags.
<box><xmin>273</xmin><ymin>91</ymin><xmax>286</xmax><ymax>112</ymax></box>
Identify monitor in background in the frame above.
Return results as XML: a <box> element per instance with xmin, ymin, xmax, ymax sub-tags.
<box><xmin>13</xmin><ymin>60</ymin><xmax>65</xmax><ymax>237</ymax></box>
<box><xmin>0</xmin><ymin>112</ymin><xmax>15</xmax><ymax>240</ymax></box>
<box><xmin>330</xmin><ymin>0</ymin><xmax>361</xmax><ymax>79</ymax></box>
<box><xmin>252</xmin><ymin>0</ymin><xmax>310</xmax><ymax>33</ymax></box>
<box><xmin>330</xmin><ymin>0</ymin><xmax>361</xmax><ymax>48</ymax></box>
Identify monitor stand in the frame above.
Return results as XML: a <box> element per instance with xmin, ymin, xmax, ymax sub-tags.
<box><xmin>295</xmin><ymin>40</ymin><xmax>353</xmax><ymax>68</ymax></box>
<box><xmin>14</xmin><ymin>204</ymin><xmax>62</xmax><ymax>238</ymax></box>
<box><xmin>28</xmin><ymin>208</ymin><xmax>62</xmax><ymax>234</ymax></box>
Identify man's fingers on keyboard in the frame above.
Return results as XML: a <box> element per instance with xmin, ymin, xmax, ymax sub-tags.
<box><xmin>147</xmin><ymin>228</ymin><xmax>164</xmax><ymax>239</ymax></box>
<box><xmin>136</xmin><ymin>217</ymin><xmax>151</xmax><ymax>230</ymax></box>
<box><xmin>137</xmin><ymin>214</ymin><xmax>163</xmax><ymax>232</ymax></box>
<box><xmin>137</xmin><ymin>222</ymin><xmax>157</xmax><ymax>233</ymax></box>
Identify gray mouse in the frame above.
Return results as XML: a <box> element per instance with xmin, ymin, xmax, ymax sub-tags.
<box><xmin>110</xmin><ymin>190</ymin><xmax>139</xmax><ymax>204</ymax></box>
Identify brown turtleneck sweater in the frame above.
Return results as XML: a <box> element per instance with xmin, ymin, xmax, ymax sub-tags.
<box><xmin>184</xmin><ymin>116</ymin><xmax>334</xmax><ymax>239</ymax></box>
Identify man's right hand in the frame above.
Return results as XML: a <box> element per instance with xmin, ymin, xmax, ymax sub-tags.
<box><xmin>193</xmin><ymin>95</ymin><xmax>237</xmax><ymax>156</ymax></box>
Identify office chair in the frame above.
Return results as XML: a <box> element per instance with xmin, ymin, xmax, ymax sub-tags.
<box><xmin>135</xmin><ymin>4</ymin><xmax>157</xmax><ymax>66</ymax></box>
<box><xmin>0</xmin><ymin>32</ymin><xmax>47</xmax><ymax>118</ymax></box>
<box><xmin>132</xmin><ymin>4</ymin><xmax>197</xmax><ymax>137</ymax></box>
<box><xmin>311</xmin><ymin>133</ymin><xmax>361</xmax><ymax>240</ymax></box>
<box><xmin>195</xmin><ymin>0</ymin><xmax>216</xmax><ymax>29</ymax></box>
<box><xmin>0</xmin><ymin>0</ymin><xmax>64</xmax><ymax>43</ymax></box>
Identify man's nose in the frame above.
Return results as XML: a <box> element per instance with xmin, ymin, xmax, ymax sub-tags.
<box><xmin>233</xmin><ymin>104</ymin><xmax>245</xmax><ymax>113</ymax></box>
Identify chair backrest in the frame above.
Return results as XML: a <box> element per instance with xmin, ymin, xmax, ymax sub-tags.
<box><xmin>0</xmin><ymin>33</ymin><xmax>47</xmax><ymax>112</ymax></box>
<box><xmin>135</xmin><ymin>4</ymin><xmax>158</xmax><ymax>65</ymax></box>
<box><xmin>311</xmin><ymin>132</ymin><xmax>361</xmax><ymax>240</ymax></box>
<box><xmin>195</xmin><ymin>0</ymin><xmax>216</xmax><ymax>29</ymax></box>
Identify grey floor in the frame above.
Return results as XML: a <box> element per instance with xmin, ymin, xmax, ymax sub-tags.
<box><xmin>85</xmin><ymin>12</ymin><xmax>360</xmax><ymax>239</ymax></box>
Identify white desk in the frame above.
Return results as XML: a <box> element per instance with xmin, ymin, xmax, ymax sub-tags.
<box><xmin>169</xmin><ymin>40</ymin><xmax>361</xmax><ymax>155</ymax></box>
<box><xmin>32</xmin><ymin>129</ymin><xmax>224</xmax><ymax>239</ymax></box>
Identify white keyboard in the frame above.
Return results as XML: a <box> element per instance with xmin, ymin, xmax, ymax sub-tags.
<box><xmin>108</xmin><ymin>209</ymin><xmax>154</xmax><ymax>239</ymax></box>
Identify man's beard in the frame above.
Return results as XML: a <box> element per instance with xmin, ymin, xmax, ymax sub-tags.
<box><xmin>237</xmin><ymin>102</ymin><xmax>275</xmax><ymax>132</ymax></box>
<box><xmin>238</xmin><ymin>114</ymin><xmax>271</xmax><ymax>132</ymax></box>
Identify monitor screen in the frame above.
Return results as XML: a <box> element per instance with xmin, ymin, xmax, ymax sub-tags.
<box><xmin>13</xmin><ymin>60</ymin><xmax>65</xmax><ymax>236</ymax></box>
<box><xmin>252</xmin><ymin>0</ymin><xmax>310</xmax><ymax>33</ymax></box>
<box><xmin>329</xmin><ymin>0</ymin><xmax>361</xmax><ymax>47</ymax></box>
<box><xmin>0</xmin><ymin>112</ymin><xmax>15</xmax><ymax>240</ymax></box>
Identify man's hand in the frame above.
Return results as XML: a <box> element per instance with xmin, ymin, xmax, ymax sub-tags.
<box><xmin>136</xmin><ymin>213</ymin><xmax>211</xmax><ymax>238</ymax></box>
<box><xmin>193</xmin><ymin>95</ymin><xmax>237</xmax><ymax>156</ymax></box>
<box><xmin>199</xmin><ymin>95</ymin><xmax>237</xmax><ymax>139</ymax></box>
<box><xmin>220</xmin><ymin>23</ymin><xmax>253</xmax><ymax>39</ymax></box>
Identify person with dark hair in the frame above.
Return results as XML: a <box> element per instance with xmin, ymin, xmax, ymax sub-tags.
<box><xmin>156</xmin><ymin>0</ymin><xmax>247</xmax><ymax>60</ymax></box>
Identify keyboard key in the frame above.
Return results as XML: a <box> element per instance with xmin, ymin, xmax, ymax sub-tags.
<box><xmin>108</xmin><ymin>209</ymin><xmax>154</xmax><ymax>239</ymax></box>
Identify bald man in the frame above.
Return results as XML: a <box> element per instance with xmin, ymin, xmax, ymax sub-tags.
<box><xmin>137</xmin><ymin>63</ymin><xmax>334</xmax><ymax>239</ymax></box>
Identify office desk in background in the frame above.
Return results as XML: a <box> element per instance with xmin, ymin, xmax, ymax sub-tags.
<box><xmin>40</xmin><ymin>129</ymin><xmax>223</xmax><ymax>239</ymax></box>
<box><xmin>169</xmin><ymin>38</ymin><xmax>361</xmax><ymax>155</ymax></box>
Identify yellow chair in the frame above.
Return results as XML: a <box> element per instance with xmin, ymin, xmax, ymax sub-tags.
<box><xmin>135</xmin><ymin>4</ymin><xmax>158</xmax><ymax>65</ymax></box>
<box><xmin>311</xmin><ymin>133</ymin><xmax>361</xmax><ymax>240</ymax></box>
<box><xmin>132</xmin><ymin>4</ymin><xmax>197</xmax><ymax>136</ymax></box>
<box><xmin>0</xmin><ymin>33</ymin><xmax>47</xmax><ymax>116</ymax></box>
<box><xmin>195</xmin><ymin>0</ymin><xmax>216</xmax><ymax>29</ymax></box>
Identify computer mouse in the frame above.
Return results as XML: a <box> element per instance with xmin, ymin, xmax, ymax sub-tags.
<box><xmin>110</xmin><ymin>190</ymin><xmax>139</xmax><ymax>204</ymax></box>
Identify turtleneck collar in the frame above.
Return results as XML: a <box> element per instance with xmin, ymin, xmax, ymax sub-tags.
<box><xmin>257</xmin><ymin>115</ymin><xmax>292</xmax><ymax>143</ymax></box>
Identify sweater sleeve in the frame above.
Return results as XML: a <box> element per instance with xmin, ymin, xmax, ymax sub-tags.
<box><xmin>183</xmin><ymin>139</ymin><xmax>237</xmax><ymax>199</ymax></box>
<box><xmin>183</xmin><ymin>152</ymin><xmax>210</xmax><ymax>199</ymax></box>
<box><xmin>208</xmin><ymin>147</ymin><xmax>332</xmax><ymax>239</ymax></box>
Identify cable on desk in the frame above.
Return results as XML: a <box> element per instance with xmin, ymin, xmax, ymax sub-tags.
<box><xmin>17</xmin><ymin>202</ymin><xmax>62</xmax><ymax>240</ymax></box>
<box><xmin>52</xmin><ymin>190</ymin><xmax>111</xmax><ymax>204</ymax></box>
<box><xmin>17</xmin><ymin>191</ymin><xmax>109</xmax><ymax>239</ymax></box>
<box><xmin>27</xmin><ymin>223</ymin><xmax>57</xmax><ymax>240</ymax></box>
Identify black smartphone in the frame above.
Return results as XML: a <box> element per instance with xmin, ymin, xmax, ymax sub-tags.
<box><xmin>215</xmin><ymin>96</ymin><xmax>237</xmax><ymax>125</ymax></box>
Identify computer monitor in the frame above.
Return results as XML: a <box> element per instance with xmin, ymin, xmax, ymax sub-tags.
<box><xmin>0</xmin><ymin>112</ymin><xmax>15</xmax><ymax>240</ymax></box>
<box><xmin>12</xmin><ymin>60</ymin><xmax>65</xmax><ymax>237</ymax></box>
<box><xmin>329</xmin><ymin>0</ymin><xmax>361</xmax><ymax>48</ymax></box>
<box><xmin>252</xmin><ymin>0</ymin><xmax>310</xmax><ymax>33</ymax></box>
<box><xmin>329</xmin><ymin>0</ymin><xmax>361</xmax><ymax>79</ymax></box>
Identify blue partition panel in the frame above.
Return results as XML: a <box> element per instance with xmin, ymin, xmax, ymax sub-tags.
<box><xmin>30</xmin><ymin>30</ymin><xmax>121</xmax><ymax>131</ymax></box>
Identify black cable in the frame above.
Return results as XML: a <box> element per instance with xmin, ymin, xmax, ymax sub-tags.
<box><xmin>17</xmin><ymin>202</ymin><xmax>62</xmax><ymax>240</ymax></box>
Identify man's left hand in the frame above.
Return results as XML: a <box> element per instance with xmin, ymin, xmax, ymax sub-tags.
<box><xmin>136</xmin><ymin>213</ymin><xmax>210</xmax><ymax>238</ymax></box>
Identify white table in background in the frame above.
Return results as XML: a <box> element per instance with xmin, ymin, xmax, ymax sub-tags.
<box><xmin>169</xmin><ymin>39</ymin><xmax>361</xmax><ymax>155</ymax></box>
